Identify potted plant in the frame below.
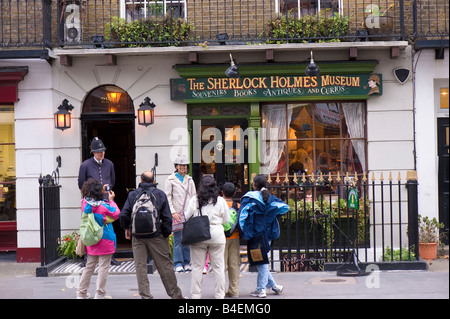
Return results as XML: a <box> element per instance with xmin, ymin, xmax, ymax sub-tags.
<box><xmin>418</xmin><ymin>215</ymin><xmax>445</xmax><ymax>260</ymax></box>
<box><xmin>57</xmin><ymin>231</ymin><xmax>79</xmax><ymax>261</ymax></box>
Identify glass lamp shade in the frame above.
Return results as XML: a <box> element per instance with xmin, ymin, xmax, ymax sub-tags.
<box><xmin>54</xmin><ymin>109</ymin><xmax>71</xmax><ymax>131</ymax></box>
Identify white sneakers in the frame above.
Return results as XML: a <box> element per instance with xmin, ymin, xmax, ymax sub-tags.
<box><xmin>250</xmin><ymin>285</ymin><xmax>284</xmax><ymax>298</ymax></box>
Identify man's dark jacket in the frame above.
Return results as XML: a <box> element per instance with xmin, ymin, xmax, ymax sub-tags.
<box><xmin>119</xmin><ymin>182</ymin><xmax>173</xmax><ymax>239</ymax></box>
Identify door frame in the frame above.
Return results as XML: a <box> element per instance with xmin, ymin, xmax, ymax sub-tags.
<box><xmin>437</xmin><ymin>117</ymin><xmax>449</xmax><ymax>244</ymax></box>
<box><xmin>188</xmin><ymin>103</ymin><xmax>261</xmax><ymax>199</ymax></box>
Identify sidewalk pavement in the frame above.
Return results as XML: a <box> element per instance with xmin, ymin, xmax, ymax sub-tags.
<box><xmin>0</xmin><ymin>254</ymin><xmax>448</xmax><ymax>299</ymax></box>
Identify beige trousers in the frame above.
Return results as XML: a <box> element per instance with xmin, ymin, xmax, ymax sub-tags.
<box><xmin>224</xmin><ymin>237</ymin><xmax>241</xmax><ymax>297</ymax></box>
<box><xmin>132</xmin><ymin>235</ymin><xmax>183</xmax><ymax>299</ymax></box>
<box><xmin>190</xmin><ymin>242</ymin><xmax>226</xmax><ymax>299</ymax></box>
<box><xmin>77</xmin><ymin>254</ymin><xmax>112</xmax><ymax>298</ymax></box>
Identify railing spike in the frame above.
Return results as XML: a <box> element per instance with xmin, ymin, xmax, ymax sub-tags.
<box><xmin>371</xmin><ymin>172</ymin><xmax>375</xmax><ymax>182</ymax></box>
<box><xmin>276</xmin><ymin>173</ymin><xmax>280</xmax><ymax>184</ymax></box>
<box><xmin>389</xmin><ymin>171</ymin><xmax>393</xmax><ymax>181</ymax></box>
<box><xmin>337</xmin><ymin>171</ymin><xmax>341</xmax><ymax>182</ymax></box>
<box><xmin>398</xmin><ymin>172</ymin><xmax>402</xmax><ymax>181</ymax></box>
<box><xmin>302</xmin><ymin>172</ymin><xmax>306</xmax><ymax>183</ymax></box>
<box><xmin>363</xmin><ymin>171</ymin><xmax>367</xmax><ymax>182</ymax></box>
<box><xmin>380</xmin><ymin>172</ymin><xmax>384</xmax><ymax>181</ymax></box>
<box><xmin>293</xmin><ymin>173</ymin><xmax>298</xmax><ymax>184</ymax></box>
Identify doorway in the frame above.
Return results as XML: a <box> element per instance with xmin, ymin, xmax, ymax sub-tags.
<box><xmin>437</xmin><ymin>117</ymin><xmax>449</xmax><ymax>244</ymax></box>
<box><xmin>192</xmin><ymin>118</ymin><xmax>250</xmax><ymax>200</ymax></box>
<box><xmin>81</xmin><ymin>85</ymin><xmax>136</xmax><ymax>247</ymax></box>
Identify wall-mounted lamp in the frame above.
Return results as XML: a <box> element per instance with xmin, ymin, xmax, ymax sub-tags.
<box><xmin>305</xmin><ymin>51</ymin><xmax>320</xmax><ymax>76</ymax></box>
<box><xmin>106</xmin><ymin>90</ymin><xmax>122</xmax><ymax>113</ymax></box>
<box><xmin>137</xmin><ymin>96</ymin><xmax>156</xmax><ymax>127</ymax></box>
<box><xmin>54</xmin><ymin>99</ymin><xmax>74</xmax><ymax>131</ymax></box>
<box><xmin>225</xmin><ymin>53</ymin><xmax>239</xmax><ymax>78</ymax></box>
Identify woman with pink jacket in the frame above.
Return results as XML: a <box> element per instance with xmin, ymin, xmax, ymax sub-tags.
<box><xmin>76</xmin><ymin>178</ymin><xmax>120</xmax><ymax>299</ymax></box>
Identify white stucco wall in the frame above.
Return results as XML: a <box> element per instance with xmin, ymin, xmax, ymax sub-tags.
<box><xmin>414</xmin><ymin>48</ymin><xmax>449</xmax><ymax>221</ymax></box>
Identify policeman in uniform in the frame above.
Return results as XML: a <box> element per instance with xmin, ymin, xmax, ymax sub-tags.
<box><xmin>78</xmin><ymin>137</ymin><xmax>115</xmax><ymax>190</ymax></box>
<box><xmin>78</xmin><ymin>137</ymin><xmax>120</xmax><ymax>266</ymax></box>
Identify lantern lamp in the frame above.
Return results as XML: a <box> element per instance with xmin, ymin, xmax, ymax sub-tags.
<box><xmin>137</xmin><ymin>96</ymin><xmax>156</xmax><ymax>127</ymax></box>
<box><xmin>305</xmin><ymin>51</ymin><xmax>320</xmax><ymax>77</ymax></box>
<box><xmin>54</xmin><ymin>99</ymin><xmax>74</xmax><ymax>131</ymax></box>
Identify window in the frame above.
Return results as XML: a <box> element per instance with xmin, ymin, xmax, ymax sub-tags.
<box><xmin>0</xmin><ymin>105</ymin><xmax>16</xmax><ymax>222</ymax></box>
<box><xmin>83</xmin><ymin>85</ymin><xmax>133</xmax><ymax>114</ymax></box>
<box><xmin>122</xmin><ymin>0</ymin><xmax>187</xmax><ymax>22</ymax></box>
<box><xmin>261</xmin><ymin>102</ymin><xmax>366</xmax><ymax>177</ymax></box>
<box><xmin>276</xmin><ymin>0</ymin><xmax>342</xmax><ymax>17</ymax></box>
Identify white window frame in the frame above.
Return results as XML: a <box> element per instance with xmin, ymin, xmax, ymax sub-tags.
<box><xmin>120</xmin><ymin>0</ymin><xmax>187</xmax><ymax>20</ymax></box>
<box><xmin>274</xmin><ymin>0</ymin><xmax>343</xmax><ymax>16</ymax></box>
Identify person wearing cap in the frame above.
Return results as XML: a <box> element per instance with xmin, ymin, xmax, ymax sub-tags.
<box><xmin>164</xmin><ymin>154</ymin><xmax>196</xmax><ymax>273</ymax></box>
<box><xmin>78</xmin><ymin>137</ymin><xmax>119</xmax><ymax>266</ymax></box>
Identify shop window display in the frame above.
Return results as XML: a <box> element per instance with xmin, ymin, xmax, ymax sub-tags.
<box><xmin>0</xmin><ymin>105</ymin><xmax>16</xmax><ymax>222</ymax></box>
<box><xmin>261</xmin><ymin>102</ymin><xmax>366</xmax><ymax>178</ymax></box>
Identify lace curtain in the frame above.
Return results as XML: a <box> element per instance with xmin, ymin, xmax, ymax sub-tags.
<box><xmin>261</xmin><ymin>104</ymin><xmax>293</xmax><ymax>174</ymax></box>
<box><xmin>342</xmin><ymin>103</ymin><xmax>366</xmax><ymax>172</ymax></box>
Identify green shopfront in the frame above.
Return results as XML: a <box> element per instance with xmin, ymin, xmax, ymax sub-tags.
<box><xmin>170</xmin><ymin>62</ymin><xmax>381</xmax><ymax>199</ymax></box>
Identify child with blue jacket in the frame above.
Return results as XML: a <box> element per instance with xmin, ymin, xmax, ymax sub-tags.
<box><xmin>239</xmin><ymin>174</ymin><xmax>289</xmax><ymax>298</ymax></box>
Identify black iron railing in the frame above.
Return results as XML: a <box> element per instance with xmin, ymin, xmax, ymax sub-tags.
<box><xmin>1</xmin><ymin>0</ymin><xmax>448</xmax><ymax>49</ymax></box>
<box><xmin>0</xmin><ymin>0</ymin><xmax>52</xmax><ymax>48</ymax></box>
<box><xmin>265</xmin><ymin>172</ymin><xmax>419</xmax><ymax>272</ymax></box>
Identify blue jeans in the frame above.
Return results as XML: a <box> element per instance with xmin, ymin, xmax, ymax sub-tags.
<box><xmin>172</xmin><ymin>230</ymin><xmax>190</xmax><ymax>269</ymax></box>
<box><xmin>256</xmin><ymin>263</ymin><xmax>276</xmax><ymax>291</ymax></box>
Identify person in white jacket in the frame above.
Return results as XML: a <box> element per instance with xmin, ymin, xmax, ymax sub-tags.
<box><xmin>184</xmin><ymin>176</ymin><xmax>230</xmax><ymax>299</ymax></box>
<box><xmin>165</xmin><ymin>154</ymin><xmax>196</xmax><ymax>272</ymax></box>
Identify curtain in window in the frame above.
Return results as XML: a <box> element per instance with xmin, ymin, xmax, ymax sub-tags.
<box><xmin>342</xmin><ymin>103</ymin><xmax>366</xmax><ymax>172</ymax></box>
<box><xmin>261</xmin><ymin>104</ymin><xmax>293</xmax><ymax>174</ymax></box>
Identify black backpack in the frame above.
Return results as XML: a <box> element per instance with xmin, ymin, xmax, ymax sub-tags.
<box><xmin>131</xmin><ymin>188</ymin><xmax>160</xmax><ymax>236</ymax></box>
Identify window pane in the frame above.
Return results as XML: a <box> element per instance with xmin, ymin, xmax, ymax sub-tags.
<box><xmin>261</xmin><ymin>104</ymin><xmax>288</xmax><ymax>175</ymax></box>
<box><xmin>262</xmin><ymin>101</ymin><xmax>366</xmax><ymax>176</ymax></box>
<box><xmin>83</xmin><ymin>85</ymin><xmax>134</xmax><ymax>114</ymax></box>
<box><xmin>0</xmin><ymin>105</ymin><xmax>16</xmax><ymax>222</ymax></box>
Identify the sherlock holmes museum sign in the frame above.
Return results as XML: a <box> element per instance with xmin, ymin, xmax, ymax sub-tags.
<box><xmin>170</xmin><ymin>74</ymin><xmax>382</xmax><ymax>101</ymax></box>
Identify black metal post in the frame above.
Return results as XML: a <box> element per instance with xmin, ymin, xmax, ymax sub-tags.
<box><xmin>406</xmin><ymin>176</ymin><xmax>419</xmax><ymax>260</ymax></box>
<box><xmin>38</xmin><ymin>175</ymin><xmax>45</xmax><ymax>267</ymax></box>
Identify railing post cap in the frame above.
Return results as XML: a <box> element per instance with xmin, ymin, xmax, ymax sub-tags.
<box><xmin>406</xmin><ymin>171</ymin><xmax>418</xmax><ymax>181</ymax></box>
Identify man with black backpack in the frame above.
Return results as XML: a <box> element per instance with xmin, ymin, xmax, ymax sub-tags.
<box><xmin>119</xmin><ymin>171</ymin><xmax>185</xmax><ymax>299</ymax></box>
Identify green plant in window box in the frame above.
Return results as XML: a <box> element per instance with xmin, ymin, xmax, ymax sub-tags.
<box><xmin>105</xmin><ymin>14</ymin><xmax>195</xmax><ymax>48</ymax></box>
<box><xmin>265</xmin><ymin>11</ymin><xmax>350</xmax><ymax>44</ymax></box>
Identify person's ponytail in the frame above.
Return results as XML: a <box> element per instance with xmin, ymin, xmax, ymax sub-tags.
<box><xmin>253</xmin><ymin>174</ymin><xmax>270</xmax><ymax>203</ymax></box>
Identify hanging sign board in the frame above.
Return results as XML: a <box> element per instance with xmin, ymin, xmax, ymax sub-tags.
<box><xmin>347</xmin><ymin>188</ymin><xmax>359</xmax><ymax>210</ymax></box>
<box><xmin>170</xmin><ymin>74</ymin><xmax>382</xmax><ymax>101</ymax></box>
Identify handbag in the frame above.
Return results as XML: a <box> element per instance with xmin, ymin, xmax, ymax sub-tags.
<box><xmin>247</xmin><ymin>231</ymin><xmax>269</xmax><ymax>265</ymax></box>
<box><xmin>172</xmin><ymin>181</ymin><xmax>190</xmax><ymax>232</ymax></box>
<box><xmin>75</xmin><ymin>234</ymin><xmax>86</xmax><ymax>257</ymax></box>
<box><xmin>79</xmin><ymin>212</ymin><xmax>103</xmax><ymax>246</ymax></box>
<box><xmin>181</xmin><ymin>206</ymin><xmax>211</xmax><ymax>245</ymax></box>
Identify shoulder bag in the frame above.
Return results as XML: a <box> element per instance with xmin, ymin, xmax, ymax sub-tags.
<box><xmin>172</xmin><ymin>181</ymin><xmax>189</xmax><ymax>232</ymax></box>
<box><xmin>181</xmin><ymin>204</ymin><xmax>211</xmax><ymax>245</ymax></box>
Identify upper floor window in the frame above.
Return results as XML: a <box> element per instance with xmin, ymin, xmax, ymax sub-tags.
<box><xmin>122</xmin><ymin>0</ymin><xmax>187</xmax><ymax>22</ymax></box>
<box><xmin>276</xmin><ymin>0</ymin><xmax>341</xmax><ymax>17</ymax></box>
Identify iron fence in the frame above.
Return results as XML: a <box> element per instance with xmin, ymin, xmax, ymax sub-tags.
<box><xmin>265</xmin><ymin>171</ymin><xmax>419</xmax><ymax>272</ymax></box>
<box><xmin>38</xmin><ymin>157</ymin><xmax>62</xmax><ymax>267</ymax></box>
<box><xmin>1</xmin><ymin>0</ymin><xmax>448</xmax><ymax>49</ymax></box>
<box><xmin>0</xmin><ymin>0</ymin><xmax>52</xmax><ymax>48</ymax></box>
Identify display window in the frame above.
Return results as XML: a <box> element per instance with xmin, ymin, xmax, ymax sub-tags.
<box><xmin>0</xmin><ymin>105</ymin><xmax>16</xmax><ymax>222</ymax></box>
<box><xmin>261</xmin><ymin>102</ymin><xmax>366</xmax><ymax>178</ymax></box>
